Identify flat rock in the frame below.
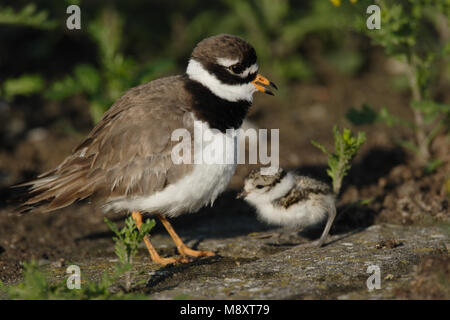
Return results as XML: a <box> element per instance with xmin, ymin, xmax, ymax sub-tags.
<box><xmin>140</xmin><ymin>224</ymin><xmax>448</xmax><ymax>299</ymax></box>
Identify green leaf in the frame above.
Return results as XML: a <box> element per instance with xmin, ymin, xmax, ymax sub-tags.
<box><xmin>45</xmin><ymin>75</ymin><xmax>81</xmax><ymax>100</ymax></box>
<box><xmin>3</xmin><ymin>74</ymin><xmax>44</xmax><ymax>100</ymax></box>
<box><xmin>139</xmin><ymin>218</ymin><xmax>156</xmax><ymax>240</ymax></box>
<box><xmin>104</xmin><ymin>215</ymin><xmax>155</xmax><ymax>266</ymax></box>
<box><xmin>88</xmin><ymin>8</ymin><xmax>123</xmax><ymax>67</ymax></box>
<box><xmin>346</xmin><ymin>104</ymin><xmax>378</xmax><ymax>125</ymax></box>
<box><xmin>138</xmin><ymin>59</ymin><xmax>175</xmax><ymax>84</ymax></box>
<box><xmin>397</xmin><ymin>139</ymin><xmax>419</xmax><ymax>153</ymax></box>
<box><xmin>90</xmin><ymin>100</ymin><xmax>109</xmax><ymax>123</ymax></box>
<box><xmin>359</xmin><ymin>198</ymin><xmax>374</xmax><ymax>206</ymax></box>
<box><xmin>412</xmin><ymin>100</ymin><xmax>450</xmax><ymax>122</ymax></box>
<box><xmin>1</xmin><ymin>259</ymin><xmax>149</xmax><ymax>299</ymax></box>
<box><xmin>0</xmin><ymin>4</ymin><xmax>56</xmax><ymax>29</ymax></box>
<box><xmin>104</xmin><ymin>217</ymin><xmax>120</xmax><ymax>237</ymax></box>
<box><xmin>312</xmin><ymin>126</ymin><xmax>366</xmax><ymax>194</ymax></box>
<box><xmin>424</xmin><ymin>158</ymin><xmax>443</xmax><ymax>174</ymax></box>
<box><xmin>74</xmin><ymin>64</ymin><xmax>101</xmax><ymax>95</ymax></box>
<box><xmin>311</xmin><ymin>140</ymin><xmax>330</xmax><ymax>156</ymax></box>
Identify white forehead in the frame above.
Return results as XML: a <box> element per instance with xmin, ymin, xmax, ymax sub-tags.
<box><xmin>216</xmin><ymin>57</ymin><xmax>239</xmax><ymax>67</ymax></box>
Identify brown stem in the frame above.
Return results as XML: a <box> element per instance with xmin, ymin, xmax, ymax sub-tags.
<box><xmin>333</xmin><ymin>138</ymin><xmax>345</xmax><ymax>195</ymax></box>
<box><xmin>125</xmin><ymin>255</ymin><xmax>132</xmax><ymax>292</ymax></box>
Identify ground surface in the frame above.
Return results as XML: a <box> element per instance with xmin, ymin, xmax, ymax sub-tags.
<box><xmin>0</xmin><ymin>51</ymin><xmax>449</xmax><ymax>299</ymax></box>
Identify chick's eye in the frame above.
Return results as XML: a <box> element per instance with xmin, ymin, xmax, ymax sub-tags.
<box><xmin>229</xmin><ymin>64</ymin><xmax>244</xmax><ymax>74</ymax></box>
<box><xmin>256</xmin><ymin>185</ymin><xmax>264</xmax><ymax>189</ymax></box>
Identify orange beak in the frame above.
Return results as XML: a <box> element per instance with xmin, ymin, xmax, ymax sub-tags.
<box><xmin>251</xmin><ymin>74</ymin><xmax>278</xmax><ymax>96</ymax></box>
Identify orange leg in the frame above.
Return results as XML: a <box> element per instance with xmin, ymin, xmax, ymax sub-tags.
<box><xmin>158</xmin><ymin>214</ymin><xmax>215</xmax><ymax>258</ymax></box>
<box><xmin>131</xmin><ymin>211</ymin><xmax>188</xmax><ymax>266</ymax></box>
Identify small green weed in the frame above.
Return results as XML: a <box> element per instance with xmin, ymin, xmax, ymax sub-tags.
<box><xmin>312</xmin><ymin>126</ymin><xmax>366</xmax><ymax>194</ymax></box>
<box><xmin>0</xmin><ymin>215</ymin><xmax>155</xmax><ymax>299</ymax></box>
<box><xmin>104</xmin><ymin>215</ymin><xmax>155</xmax><ymax>291</ymax></box>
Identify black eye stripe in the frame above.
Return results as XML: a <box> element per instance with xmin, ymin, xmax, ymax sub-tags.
<box><xmin>205</xmin><ymin>62</ymin><xmax>257</xmax><ymax>85</ymax></box>
<box><xmin>204</xmin><ymin>46</ymin><xmax>258</xmax><ymax>84</ymax></box>
<box><xmin>230</xmin><ymin>64</ymin><xmax>245</xmax><ymax>74</ymax></box>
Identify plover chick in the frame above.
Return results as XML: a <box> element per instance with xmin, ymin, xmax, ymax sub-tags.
<box><xmin>237</xmin><ymin>168</ymin><xmax>336</xmax><ymax>247</ymax></box>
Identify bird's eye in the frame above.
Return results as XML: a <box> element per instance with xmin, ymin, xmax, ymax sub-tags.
<box><xmin>256</xmin><ymin>185</ymin><xmax>264</xmax><ymax>189</ymax></box>
<box><xmin>229</xmin><ymin>64</ymin><xmax>244</xmax><ymax>74</ymax></box>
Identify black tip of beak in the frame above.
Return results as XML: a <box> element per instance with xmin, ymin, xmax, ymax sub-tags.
<box><xmin>270</xmin><ymin>81</ymin><xmax>278</xmax><ymax>90</ymax></box>
<box><xmin>264</xmin><ymin>89</ymin><xmax>274</xmax><ymax>96</ymax></box>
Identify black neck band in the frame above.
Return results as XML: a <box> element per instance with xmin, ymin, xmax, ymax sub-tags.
<box><xmin>184</xmin><ymin>76</ymin><xmax>251</xmax><ymax>133</ymax></box>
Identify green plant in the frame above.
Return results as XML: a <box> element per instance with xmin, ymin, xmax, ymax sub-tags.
<box><xmin>46</xmin><ymin>7</ymin><xmax>175</xmax><ymax>123</ymax></box>
<box><xmin>0</xmin><ymin>217</ymin><xmax>155</xmax><ymax>300</ymax></box>
<box><xmin>2</xmin><ymin>74</ymin><xmax>45</xmax><ymax>101</ymax></box>
<box><xmin>0</xmin><ymin>4</ymin><xmax>55</xmax><ymax>101</ymax></box>
<box><xmin>312</xmin><ymin>126</ymin><xmax>366</xmax><ymax>194</ymax></box>
<box><xmin>0</xmin><ymin>261</ymin><xmax>60</xmax><ymax>300</ymax></box>
<box><xmin>0</xmin><ymin>260</ymin><xmax>148</xmax><ymax>300</ymax></box>
<box><xmin>0</xmin><ymin>4</ymin><xmax>56</xmax><ymax>29</ymax></box>
<box><xmin>104</xmin><ymin>215</ymin><xmax>155</xmax><ymax>291</ymax></box>
<box><xmin>347</xmin><ymin>0</ymin><xmax>450</xmax><ymax>166</ymax></box>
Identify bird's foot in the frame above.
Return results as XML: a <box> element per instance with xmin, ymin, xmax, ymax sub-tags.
<box><xmin>156</xmin><ymin>214</ymin><xmax>215</xmax><ymax>259</ymax></box>
<box><xmin>296</xmin><ymin>239</ymin><xmax>325</xmax><ymax>249</ymax></box>
<box><xmin>178</xmin><ymin>246</ymin><xmax>215</xmax><ymax>258</ymax></box>
<box><xmin>296</xmin><ymin>233</ymin><xmax>342</xmax><ymax>249</ymax></box>
<box><xmin>155</xmin><ymin>255</ymin><xmax>192</xmax><ymax>266</ymax></box>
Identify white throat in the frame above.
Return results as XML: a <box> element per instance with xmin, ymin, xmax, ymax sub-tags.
<box><xmin>186</xmin><ymin>59</ymin><xmax>256</xmax><ymax>103</ymax></box>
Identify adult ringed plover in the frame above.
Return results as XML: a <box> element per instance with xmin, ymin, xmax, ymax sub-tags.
<box><xmin>17</xmin><ymin>34</ymin><xmax>277</xmax><ymax>265</ymax></box>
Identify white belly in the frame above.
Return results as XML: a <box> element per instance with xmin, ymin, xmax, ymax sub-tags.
<box><xmin>255</xmin><ymin>195</ymin><xmax>334</xmax><ymax>228</ymax></box>
<box><xmin>105</xmin><ymin>120</ymin><xmax>238</xmax><ymax>217</ymax></box>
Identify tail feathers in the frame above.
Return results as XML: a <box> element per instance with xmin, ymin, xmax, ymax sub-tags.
<box><xmin>13</xmin><ymin>170</ymin><xmax>58</xmax><ymax>189</ymax></box>
<box><xmin>16</xmin><ymin>169</ymin><xmax>98</xmax><ymax>213</ymax></box>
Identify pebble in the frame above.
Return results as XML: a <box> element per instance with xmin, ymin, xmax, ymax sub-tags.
<box><xmin>341</xmin><ymin>242</ymin><xmax>354</xmax><ymax>247</ymax></box>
